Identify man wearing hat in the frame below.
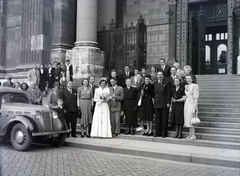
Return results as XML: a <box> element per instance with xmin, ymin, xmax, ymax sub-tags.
<box><xmin>3</xmin><ymin>77</ymin><xmax>14</xmax><ymax>88</ymax></box>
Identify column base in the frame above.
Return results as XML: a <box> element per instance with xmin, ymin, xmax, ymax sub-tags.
<box><xmin>51</xmin><ymin>43</ymin><xmax>74</xmax><ymax>63</ymax></box>
<box><xmin>66</xmin><ymin>46</ymin><xmax>105</xmax><ymax>78</ymax></box>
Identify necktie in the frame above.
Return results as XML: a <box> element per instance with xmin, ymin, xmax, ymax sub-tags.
<box><xmin>126</xmin><ymin>72</ymin><xmax>129</xmax><ymax>77</ymax></box>
<box><xmin>113</xmin><ymin>87</ymin><xmax>115</xmax><ymax>91</ymax></box>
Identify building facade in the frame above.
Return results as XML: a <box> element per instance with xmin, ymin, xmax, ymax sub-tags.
<box><xmin>0</xmin><ymin>0</ymin><xmax>240</xmax><ymax>81</ymax></box>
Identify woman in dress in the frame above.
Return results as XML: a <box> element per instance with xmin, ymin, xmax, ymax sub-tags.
<box><xmin>135</xmin><ymin>73</ymin><xmax>145</xmax><ymax>132</ymax></box>
<box><xmin>138</xmin><ymin>75</ymin><xmax>154</xmax><ymax>136</ymax></box>
<box><xmin>77</xmin><ymin>78</ymin><xmax>93</xmax><ymax>138</ymax></box>
<box><xmin>90</xmin><ymin>78</ymin><xmax>112</xmax><ymax>138</ymax></box>
<box><xmin>184</xmin><ymin>74</ymin><xmax>199</xmax><ymax>141</ymax></box>
<box><xmin>170</xmin><ymin>78</ymin><xmax>186</xmax><ymax>139</ymax></box>
<box><xmin>149</xmin><ymin>66</ymin><xmax>157</xmax><ymax>83</ymax></box>
<box><xmin>123</xmin><ymin>78</ymin><xmax>138</xmax><ymax>135</ymax></box>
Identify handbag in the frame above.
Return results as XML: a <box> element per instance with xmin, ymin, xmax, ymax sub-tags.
<box><xmin>191</xmin><ymin>109</ymin><xmax>200</xmax><ymax>125</ymax></box>
<box><xmin>77</xmin><ymin>108</ymin><xmax>82</xmax><ymax>119</ymax></box>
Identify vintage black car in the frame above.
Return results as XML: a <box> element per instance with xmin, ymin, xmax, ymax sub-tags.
<box><xmin>0</xmin><ymin>87</ymin><xmax>69</xmax><ymax>151</ymax></box>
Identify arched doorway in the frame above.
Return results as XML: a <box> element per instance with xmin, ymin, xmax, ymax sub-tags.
<box><xmin>188</xmin><ymin>0</ymin><xmax>228</xmax><ymax>74</ymax></box>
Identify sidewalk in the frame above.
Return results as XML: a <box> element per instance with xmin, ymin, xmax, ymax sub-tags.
<box><xmin>64</xmin><ymin>135</ymin><xmax>240</xmax><ymax>168</ymax></box>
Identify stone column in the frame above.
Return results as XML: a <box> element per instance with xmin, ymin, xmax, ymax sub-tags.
<box><xmin>75</xmin><ymin>0</ymin><xmax>98</xmax><ymax>47</ymax></box>
<box><xmin>97</xmin><ymin>0</ymin><xmax>117</xmax><ymax>31</ymax></box>
<box><xmin>51</xmin><ymin>0</ymin><xmax>76</xmax><ymax>64</ymax></box>
<box><xmin>66</xmin><ymin>0</ymin><xmax>105</xmax><ymax>79</ymax></box>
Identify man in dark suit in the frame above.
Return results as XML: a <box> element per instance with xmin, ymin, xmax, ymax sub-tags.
<box><xmin>120</xmin><ymin>65</ymin><xmax>134</xmax><ymax>88</ymax></box>
<box><xmin>169</xmin><ymin>66</ymin><xmax>177</xmax><ymax>88</ymax></box>
<box><xmin>66</xmin><ymin>60</ymin><xmax>73</xmax><ymax>82</ymax></box>
<box><xmin>60</xmin><ymin>81</ymin><xmax>78</xmax><ymax>137</ymax></box>
<box><xmin>158</xmin><ymin>58</ymin><xmax>171</xmax><ymax>78</ymax></box>
<box><xmin>107</xmin><ymin>69</ymin><xmax>121</xmax><ymax>87</ymax></box>
<box><xmin>3</xmin><ymin>77</ymin><xmax>14</xmax><ymax>88</ymax></box>
<box><xmin>47</xmin><ymin>63</ymin><xmax>55</xmax><ymax>91</ymax></box>
<box><xmin>153</xmin><ymin>71</ymin><xmax>171</xmax><ymax>137</ymax></box>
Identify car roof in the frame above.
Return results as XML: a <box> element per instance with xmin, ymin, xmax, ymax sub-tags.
<box><xmin>0</xmin><ymin>87</ymin><xmax>27</xmax><ymax>94</ymax></box>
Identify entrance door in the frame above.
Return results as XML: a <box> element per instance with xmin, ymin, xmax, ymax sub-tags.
<box><xmin>205</xmin><ymin>26</ymin><xmax>228</xmax><ymax>74</ymax></box>
<box><xmin>188</xmin><ymin>15</ymin><xmax>205</xmax><ymax>75</ymax></box>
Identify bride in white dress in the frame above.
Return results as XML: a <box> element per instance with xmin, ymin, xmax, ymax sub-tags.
<box><xmin>90</xmin><ymin>78</ymin><xmax>112</xmax><ymax>138</ymax></box>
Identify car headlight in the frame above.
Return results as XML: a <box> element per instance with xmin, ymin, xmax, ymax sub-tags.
<box><xmin>34</xmin><ymin>111</ymin><xmax>42</xmax><ymax>120</ymax></box>
<box><xmin>52</xmin><ymin>110</ymin><xmax>58</xmax><ymax>119</ymax></box>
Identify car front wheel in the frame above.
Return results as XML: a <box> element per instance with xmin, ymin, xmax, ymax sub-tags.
<box><xmin>50</xmin><ymin>134</ymin><xmax>67</xmax><ymax>147</ymax></box>
<box><xmin>11</xmin><ymin>123</ymin><xmax>32</xmax><ymax>151</ymax></box>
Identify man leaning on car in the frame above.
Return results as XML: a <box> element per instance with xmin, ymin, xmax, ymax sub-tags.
<box><xmin>27</xmin><ymin>82</ymin><xmax>43</xmax><ymax>105</ymax></box>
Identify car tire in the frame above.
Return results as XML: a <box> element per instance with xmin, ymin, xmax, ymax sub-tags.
<box><xmin>50</xmin><ymin>134</ymin><xmax>66</xmax><ymax>147</ymax></box>
<box><xmin>10</xmin><ymin>123</ymin><xmax>32</xmax><ymax>151</ymax></box>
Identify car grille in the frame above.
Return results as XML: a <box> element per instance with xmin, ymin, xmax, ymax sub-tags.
<box><xmin>42</xmin><ymin>111</ymin><xmax>52</xmax><ymax>131</ymax></box>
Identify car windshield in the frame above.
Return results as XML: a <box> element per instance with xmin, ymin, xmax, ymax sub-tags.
<box><xmin>1</xmin><ymin>93</ymin><xmax>30</xmax><ymax>104</ymax></box>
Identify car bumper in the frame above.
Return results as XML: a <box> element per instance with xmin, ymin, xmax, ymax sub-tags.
<box><xmin>32</xmin><ymin>130</ymin><xmax>70</xmax><ymax>137</ymax></box>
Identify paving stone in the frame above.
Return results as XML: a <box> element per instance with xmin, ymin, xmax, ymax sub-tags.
<box><xmin>1</xmin><ymin>143</ymin><xmax>240</xmax><ymax>176</ymax></box>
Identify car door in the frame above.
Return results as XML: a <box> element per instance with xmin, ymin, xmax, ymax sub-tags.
<box><xmin>0</xmin><ymin>94</ymin><xmax>10</xmax><ymax>132</ymax></box>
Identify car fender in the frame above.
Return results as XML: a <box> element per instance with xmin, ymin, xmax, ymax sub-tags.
<box><xmin>0</xmin><ymin>115</ymin><xmax>38</xmax><ymax>137</ymax></box>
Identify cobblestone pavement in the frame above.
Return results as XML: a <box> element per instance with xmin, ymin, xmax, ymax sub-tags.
<box><xmin>1</xmin><ymin>142</ymin><xmax>240</xmax><ymax>176</ymax></box>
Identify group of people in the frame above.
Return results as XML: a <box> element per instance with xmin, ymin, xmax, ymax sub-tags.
<box><xmin>46</xmin><ymin>58</ymin><xmax>199</xmax><ymax>141</ymax></box>
<box><xmin>27</xmin><ymin>60</ymin><xmax>73</xmax><ymax>93</ymax></box>
<box><xmin>1</xmin><ymin>60</ymin><xmax>74</xmax><ymax>106</ymax></box>
<box><xmin>1</xmin><ymin>58</ymin><xmax>199</xmax><ymax>141</ymax></box>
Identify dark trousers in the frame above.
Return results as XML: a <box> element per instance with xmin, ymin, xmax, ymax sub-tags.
<box><xmin>66</xmin><ymin>112</ymin><xmax>77</xmax><ymax>137</ymax></box>
<box><xmin>154</xmin><ymin>108</ymin><xmax>169</xmax><ymax>137</ymax></box>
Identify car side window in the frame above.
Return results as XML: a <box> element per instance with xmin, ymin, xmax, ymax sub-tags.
<box><xmin>10</xmin><ymin>93</ymin><xmax>29</xmax><ymax>103</ymax></box>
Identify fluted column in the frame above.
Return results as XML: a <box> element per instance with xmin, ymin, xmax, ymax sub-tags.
<box><xmin>75</xmin><ymin>0</ymin><xmax>98</xmax><ymax>47</ymax></box>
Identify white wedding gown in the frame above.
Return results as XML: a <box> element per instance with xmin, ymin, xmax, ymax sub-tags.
<box><xmin>90</xmin><ymin>87</ymin><xmax>112</xmax><ymax>138</ymax></box>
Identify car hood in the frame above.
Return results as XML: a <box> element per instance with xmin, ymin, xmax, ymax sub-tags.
<box><xmin>2</xmin><ymin>103</ymin><xmax>49</xmax><ymax>112</ymax></box>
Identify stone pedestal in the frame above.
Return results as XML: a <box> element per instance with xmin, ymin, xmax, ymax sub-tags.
<box><xmin>66</xmin><ymin>47</ymin><xmax>105</xmax><ymax>78</ymax></box>
<box><xmin>66</xmin><ymin>0</ymin><xmax>106</xmax><ymax>79</ymax></box>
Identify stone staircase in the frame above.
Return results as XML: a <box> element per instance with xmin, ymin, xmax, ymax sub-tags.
<box><xmin>166</xmin><ymin>75</ymin><xmax>240</xmax><ymax>148</ymax></box>
<box><xmin>76</xmin><ymin>74</ymin><xmax>240</xmax><ymax>150</ymax></box>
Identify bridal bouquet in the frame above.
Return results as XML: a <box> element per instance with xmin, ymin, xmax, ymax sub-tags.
<box><xmin>99</xmin><ymin>93</ymin><xmax>111</xmax><ymax>100</ymax></box>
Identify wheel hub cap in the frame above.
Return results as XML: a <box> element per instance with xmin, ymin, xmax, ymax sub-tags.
<box><xmin>15</xmin><ymin>130</ymin><xmax>25</xmax><ymax>144</ymax></box>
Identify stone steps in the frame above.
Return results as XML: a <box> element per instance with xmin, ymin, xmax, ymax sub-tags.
<box><xmin>199</xmin><ymin>103</ymin><xmax>240</xmax><ymax>108</ymax></box>
<box><xmin>199</xmin><ymin>100</ymin><xmax>240</xmax><ymax>104</ymax></box>
<box><xmin>199</xmin><ymin>116</ymin><xmax>240</xmax><ymax>123</ymax></box>
<box><xmin>199</xmin><ymin>121</ymin><xmax>240</xmax><ymax>128</ymax></box>
<box><xmin>199</xmin><ymin>107</ymin><xmax>240</xmax><ymax>113</ymax></box>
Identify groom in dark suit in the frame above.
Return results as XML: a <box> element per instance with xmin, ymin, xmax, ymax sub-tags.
<box><xmin>120</xmin><ymin>65</ymin><xmax>134</xmax><ymax>88</ymax></box>
<box><xmin>153</xmin><ymin>71</ymin><xmax>171</xmax><ymax>137</ymax></box>
<box><xmin>158</xmin><ymin>58</ymin><xmax>171</xmax><ymax>78</ymax></box>
<box><xmin>60</xmin><ymin>81</ymin><xmax>78</xmax><ymax>137</ymax></box>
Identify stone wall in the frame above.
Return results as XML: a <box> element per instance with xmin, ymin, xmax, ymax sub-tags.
<box><xmin>124</xmin><ymin>0</ymin><xmax>170</xmax><ymax>69</ymax></box>
<box><xmin>5</xmin><ymin>0</ymin><xmax>22</xmax><ymax>69</ymax></box>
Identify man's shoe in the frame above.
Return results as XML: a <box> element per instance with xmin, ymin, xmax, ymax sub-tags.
<box><xmin>115</xmin><ymin>133</ymin><xmax>119</xmax><ymax>136</ymax></box>
<box><xmin>136</xmin><ymin>126</ymin><xmax>143</xmax><ymax>132</ymax></box>
<box><xmin>125</xmin><ymin>131</ymin><xmax>130</xmax><ymax>135</ymax></box>
<box><xmin>153</xmin><ymin>134</ymin><xmax>161</xmax><ymax>137</ymax></box>
<box><xmin>72</xmin><ymin>135</ymin><xmax>78</xmax><ymax>138</ymax></box>
<box><xmin>147</xmin><ymin>131</ymin><xmax>154</xmax><ymax>136</ymax></box>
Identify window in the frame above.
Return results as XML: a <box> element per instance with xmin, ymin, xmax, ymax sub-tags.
<box><xmin>205</xmin><ymin>45</ymin><xmax>211</xmax><ymax>65</ymax></box>
<box><xmin>217</xmin><ymin>44</ymin><xmax>227</xmax><ymax>64</ymax></box>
